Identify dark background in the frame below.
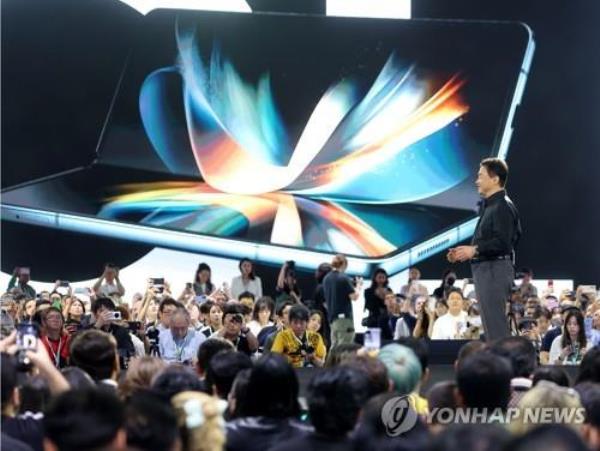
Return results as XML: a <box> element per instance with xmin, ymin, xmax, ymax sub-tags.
<box><xmin>2</xmin><ymin>0</ymin><xmax>599</xmax><ymax>287</ymax></box>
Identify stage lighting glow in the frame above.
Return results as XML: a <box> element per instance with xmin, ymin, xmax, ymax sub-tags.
<box><xmin>327</xmin><ymin>0</ymin><xmax>411</xmax><ymax>19</ymax></box>
<box><xmin>117</xmin><ymin>0</ymin><xmax>251</xmax><ymax>15</ymax></box>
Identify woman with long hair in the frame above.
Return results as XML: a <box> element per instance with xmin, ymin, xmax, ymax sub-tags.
<box><xmin>230</xmin><ymin>258</ymin><xmax>262</xmax><ymax>300</ymax></box>
<box><xmin>194</xmin><ymin>263</ymin><xmax>215</xmax><ymax>297</ymax></box>
<box><xmin>363</xmin><ymin>268</ymin><xmax>389</xmax><ymax>328</ymax></box>
<box><xmin>549</xmin><ymin>309</ymin><xmax>589</xmax><ymax>365</ymax></box>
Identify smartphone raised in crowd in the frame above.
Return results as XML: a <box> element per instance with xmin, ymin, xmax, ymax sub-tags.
<box><xmin>16</xmin><ymin>322</ymin><xmax>38</xmax><ymax>371</ymax></box>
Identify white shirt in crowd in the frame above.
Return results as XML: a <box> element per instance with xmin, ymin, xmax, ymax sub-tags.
<box><xmin>431</xmin><ymin>310</ymin><xmax>468</xmax><ymax>339</ymax></box>
<box><xmin>230</xmin><ymin>275</ymin><xmax>263</xmax><ymax>300</ymax></box>
<box><xmin>98</xmin><ymin>281</ymin><xmax>121</xmax><ymax>298</ymax></box>
<box><xmin>247</xmin><ymin>320</ymin><xmax>273</xmax><ymax>337</ymax></box>
<box><xmin>548</xmin><ymin>334</ymin><xmax>590</xmax><ymax>365</ymax></box>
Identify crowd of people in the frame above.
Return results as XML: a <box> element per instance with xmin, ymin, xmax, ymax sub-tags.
<box><xmin>1</xmin><ymin>257</ymin><xmax>599</xmax><ymax>450</ymax></box>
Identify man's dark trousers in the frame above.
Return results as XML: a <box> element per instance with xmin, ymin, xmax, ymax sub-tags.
<box><xmin>472</xmin><ymin>259</ymin><xmax>514</xmax><ymax>341</ymax></box>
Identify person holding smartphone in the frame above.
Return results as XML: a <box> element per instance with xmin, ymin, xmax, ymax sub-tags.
<box><xmin>7</xmin><ymin>267</ymin><xmax>36</xmax><ymax>299</ymax></box>
<box><xmin>92</xmin><ymin>263</ymin><xmax>125</xmax><ymax>300</ymax></box>
<box><xmin>447</xmin><ymin>158</ymin><xmax>521</xmax><ymax>341</ymax></box>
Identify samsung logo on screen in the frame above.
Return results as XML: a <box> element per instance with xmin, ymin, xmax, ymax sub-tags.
<box><xmin>118</xmin><ymin>0</ymin><xmax>411</xmax><ymax>18</ymax></box>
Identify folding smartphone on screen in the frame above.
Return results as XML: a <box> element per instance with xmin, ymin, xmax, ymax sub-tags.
<box><xmin>1</xmin><ymin>10</ymin><xmax>535</xmax><ymax>275</ymax></box>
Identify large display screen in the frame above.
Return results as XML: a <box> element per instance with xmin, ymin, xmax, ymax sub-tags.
<box><xmin>2</xmin><ymin>10</ymin><xmax>532</xmax><ymax>259</ymax></box>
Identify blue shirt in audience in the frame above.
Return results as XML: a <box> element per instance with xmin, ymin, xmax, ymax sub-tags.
<box><xmin>159</xmin><ymin>328</ymin><xmax>206</xmax><ymax>364</ymax></box>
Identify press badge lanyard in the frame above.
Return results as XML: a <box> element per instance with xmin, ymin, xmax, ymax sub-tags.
<box><xmin>175</xmin><ymin>335</ymin><xmax>190</xmax><ymax>361</ymax></box>
<box><xmin>45</xmin><ymin>336</ymin><xmax>63</xmax><ymax>367</ymax></box>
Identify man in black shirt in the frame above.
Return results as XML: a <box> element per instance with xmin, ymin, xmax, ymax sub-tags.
<box><xmin>448</xmin><ymin>158</ymin><xmax>521</xmax><ymax>341</ymax></box>
<box><xmin>322</xmin><ymin>254</ymin><xmax>362</xmax><ymax>348</ymax></box>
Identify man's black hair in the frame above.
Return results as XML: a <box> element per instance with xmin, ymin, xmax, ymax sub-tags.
<box><xmin>506</xmin><ymin>424</ymin><xmax>589</xmax><ymax>451</ymax></box>
<box><xmin>205</xmin><ymin>350</ymin><xmax>252</xmax><ymax>399</ymax></box>
<box><xmin>307</xmin><ymin>366</ymin><xmax>369</xmax><ymax>437</ymax></box>
<box><xmin>341</xmin><ymin>355</ymin><xmax>389</xmax><ymax>399</ymax></box>
<box><xmin>532</xmin><ymin>366</ymin><xmax>571</xmax><ymax>387</ymax></box>
<box><xmin>288</xmin><ymin>304</ymin><xmax>310</xmax><ymax>323</ymax></box>
<box><xmin>480</xmin><ymin>157</ymin><xmax>509</xmax><ymax>187</ymax></box>
<box><xmin>196</xmin><ymin>338</ymin><xmax>234</xmax><ymax>374</ymax></box>
<box><xmin>395</xmin><ymin>337</ymin><xmax>429</xmax><ymax>372</ymax></box>
<box><xmin>276</xmin><ymin>300</ymin><xmax>294</xmax><ymax>317</ymax></box>
<box><xmin>151</xmin><ymin>365</ymin><xmax>204</xmax><ymax>402</ymax></box>
<box><xmin>19</xmin><ymin>375</ymin><xmax>50</xmax><ymax>414</ymax></box>
<box><xmin>126</xmin><ymin>390</ymin><xmax>179</xmax><ymax>451</ymax></box>
<box><xmin>60</xmin><ymin>367</ymin><xmax>96</xmax><ymax>390</ymax></box>
<box><xmin>158</xmin><ymin>297</ymin><xmax>182</xmax><ymax>313</ymax></box>
<box><xmin>456</xmin><ymin>352</ymin><xmax>512</xmax><ymax>411</ymax></box>
<box><xmin>91</xmin><ymin>297</ymin><xmax>116</xmax><ymax>315</ymax></box>
<box><xmin>574</xmin><ymin>382</ymin><xmax>600</xmax><ymax>428</ymax></box>
<box><xmin>238</xmin><ymin>291</ymin><xmax>255</xmax><ymax>301</ymax></box>
<box><xmin>44</xmin><ymin>388</ymin><xmax>125</xmax><ymax>451</ymax></box>
<box><xmin>489</xmin><ymin>336</ymin><xmax>537</xmax><ymax>378</ymax></box>
<box><xmin>1</xmin><ymin>353</ymin><xmax>17</xmax><ymax>404</ymax></box>
<box><xmin>576</xmin><ymin>346</ymin><xmax>600</xmax><ymax>384</ymax></box>
<box><xmin>242</xmin><ymin>353</ymin><xmax>300</xmax><ymax>418</ymax></box>
<box><xmin>222</xmin><ymin>303</ymin><xmax>245</xmax><ymax>318</ymax></box>
<box><xmin>429</xmin><ymin>423</ymin><xmax>510</xmax><ymax>451</ymax></box>
<box><xmin>69</xmin><ymin>329</ymin><xmax>116</xmax><ymax>381</ymax></box>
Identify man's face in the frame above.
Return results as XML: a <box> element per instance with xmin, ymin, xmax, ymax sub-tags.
<box><xmin>290</xmin><ymin>318</ymin><xmax>307</xmax><ymax>338</ymax></box>
<box><xmin>384</xmin><ymin>294</ymin><xmax>397</xmax><ymax>312</ymax></box>
<box><xmin>160</xmin><ymin>305</ymin><xmax>177</xmax><ymax>327</ymax></box>
<box><xmin>44</xmin><ymin>311</ymin><xmax>63</xmax><ymax>332</ymax></box>
<box><xmin>241</xmin><ymin>261</ymin><xmax>253</xmax><ymax>276</ymax></box>
<box><xmin>170</xmin><ymin>314</ymin><xmax>190</xmax><ymax>340</ymax></box>
<box><xmin>537</xmin><ymin>315</ymin><xmax>549</xmax><ymax>332</ymax></box>
<box><xmin>224</xmin><ymin>313</ymin><xmax>243</xmax><ymax>335</ymax></box>
<box><xmin>18</xmin><ymin>269</ymin><xmax>30</xmax><ymax>284</ymax></box>
<box><xmin>104</xmin><ymin>267</ymin><xmax>117</xmax><ymax>283</ymax></box>
<box><xmin>409</xmin><ymin>269</ymin><xmax>420</xmax><ymax>281</ymax></box>
<box><xmin>475</xmin><ymin>165</ymin><xmax>498</xmax><ymax>197</ymax></box>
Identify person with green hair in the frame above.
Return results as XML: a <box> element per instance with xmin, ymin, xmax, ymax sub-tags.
<box><xmin>377</xmin><ymin>343</ymin><xmax>427</xmax><ymax>414</ymax></box>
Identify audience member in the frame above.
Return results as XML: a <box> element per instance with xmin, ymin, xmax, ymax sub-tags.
<box><xmin>271</xmin><ymin>366</ymin><xmax>369</xmax><ymax>451</ymax></box>
<box><xmin>400</xmin><ymin>267</ymin><xmax>429</xmax><ymax>298</ymax></box>
<box><xmin>205</xmin><ymin>350</ymin><xmax>252</xmax><ymax>400</ymax></box>
<box><xmin>212</xmin><ymin>303</ymin><xmax>258</xmax><ymax>356</ymax></box>
<box><xmin>172</xmin><ymin>391</ymin><xmax>226</xmax><ymax>451</ymax></box>
<box><xmin>363</xmin><ymin>268</ymin><xmax>389</xmax><ymax>328</ymax></box>
<box><xmin>44</xmin><ymin>388</ymin><xmax>126</xmax><ymax>451</ymax></box>
<box><xmin>159</xmin><ymin>307</ymin><xmax>206</xmax><ymax>364</ymax></box>
<box><xmin>226</xmin><ymin>354</ymin><xmax>310</xmax><ymax>451</ymax></box>
<box><xmin>126</xmin><ymin>391</ymin><xmax>180</xmax><ymax>451</ymax></box>
<box><xmin>231</xmin><ymin>258</ymin><xmax>263</xmax><ymax>300</ymax></box>
<box><xmin>431</xmin><ymin>288</ymin><xmax>468</xmax><ymax>339</ymax></box>
<box><xmin>271</xmin><ymin>304</ymin><xmax>326</xmax><ymax>368</ymax></box>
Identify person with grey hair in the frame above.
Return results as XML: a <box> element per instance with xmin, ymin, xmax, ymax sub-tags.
<box><xmin>159</xmin><ymin>307</ymin><xmax>206</xmax><ymax>365</ymax></box>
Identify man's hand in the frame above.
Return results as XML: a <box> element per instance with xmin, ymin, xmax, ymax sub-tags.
<box><xmin>451</xmin><ymin>246</ymin><xmax>477</xmax><ymax>262</ymax></box>
<box><xmin>446</xmin><ymin>248</ymin><xmax>457</xmax><ymax>263</ymax></box>
<box><xmin>95</xmin><ymin>310</ymin><xmax>113</xmax><ymax>329</ymax></box>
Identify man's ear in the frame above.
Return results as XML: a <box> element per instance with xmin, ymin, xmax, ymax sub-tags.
<box><xmin>12</xmin><ymin>387</ymin><xmax>20</xmax><ymax>409</ymax></box>
<box><xmin>112</xmin><ymin>428</ymin><xmax>127</xmax><ymax>451</ymax></box>
<box><xmin>453</xmin><ymin>386</ymin><xmax>465</xmax><ymax>408</ymax></box>
<box><xmin>44</xmin><ymin>438</ymin><xmax>59</xmax><ymax>451</ymax></box>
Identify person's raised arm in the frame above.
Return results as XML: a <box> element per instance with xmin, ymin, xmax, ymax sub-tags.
<box><xmin>0</xmin><ymin>332</ymin><xmax>69</xmax><ymax>395</ymax></box>
<box><xmin>277</xmin><ymin>262</ymin><xmax>287</xmax><ymax>290</ymax></box>
<box><xmin>349</xmin><ymin>276</ymin><xmax>363</xmax><ymax>301</ymax></box>
<box><xmin>92</xmin><ymin>267</ymin><xmax>106</xmax><ymax>295</ymax></box>
<box><xmin>113</xmin><ymin>267</ymin><xmax>126</xmax><ymax>297</ymax></box>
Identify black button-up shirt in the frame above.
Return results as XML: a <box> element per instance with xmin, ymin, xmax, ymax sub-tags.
<box><xmin>471</xmin><ymin>190</ymin><xmax>521</xmax><ymax>258</ymax></box>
